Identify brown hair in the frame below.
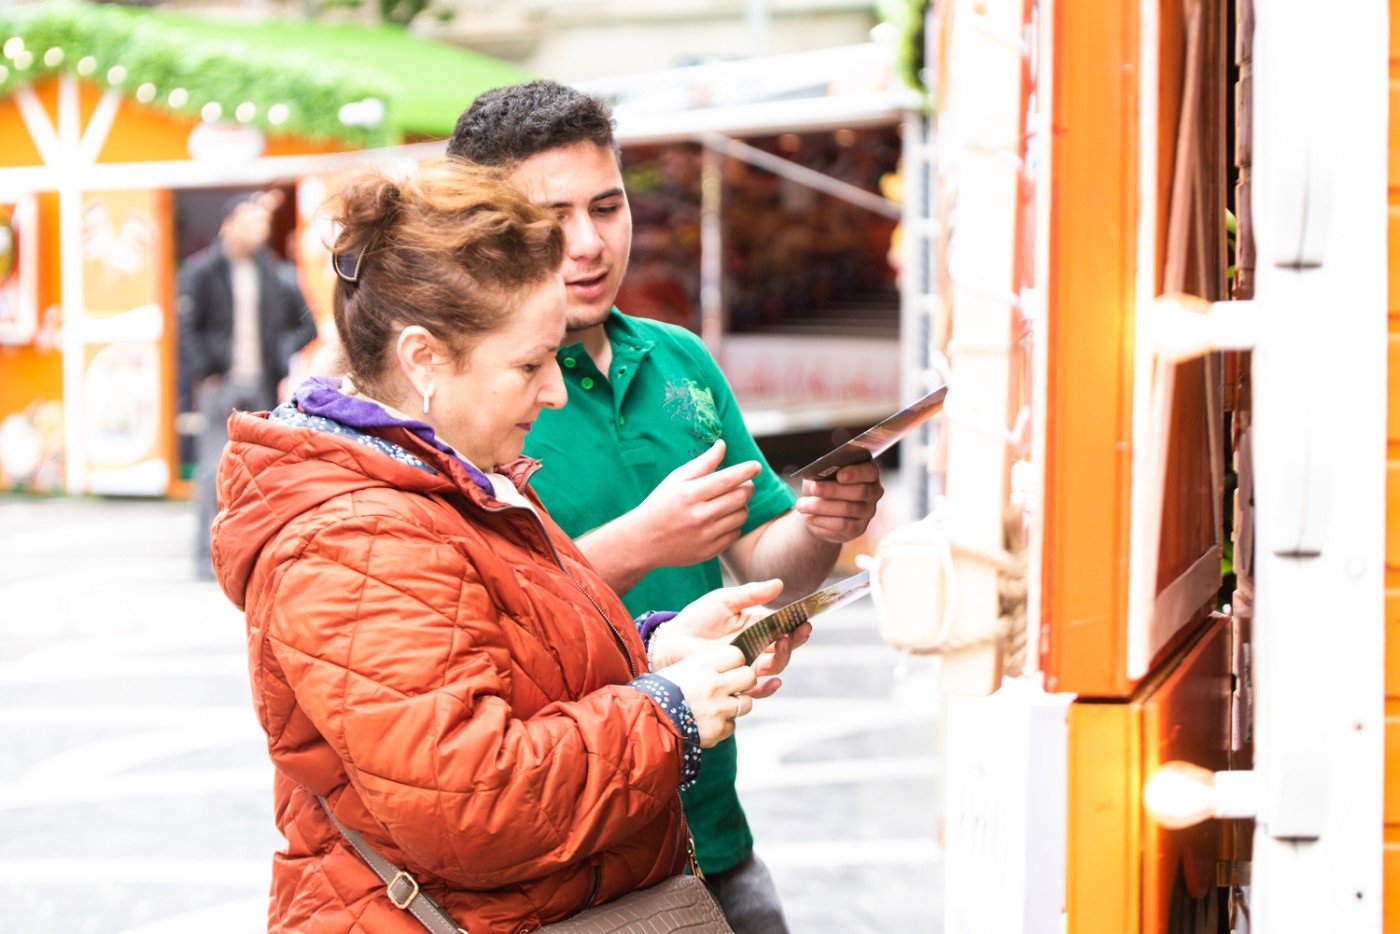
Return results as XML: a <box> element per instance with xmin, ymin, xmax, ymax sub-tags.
<box><xmin>327</xmin><ymin>159</ymin><xmax>563</xmax><ymax>396</ymax></box>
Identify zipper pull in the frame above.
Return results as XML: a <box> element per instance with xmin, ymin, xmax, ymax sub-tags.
<box><xmin>686</xmin><ymin>833</ymin><xmax>704</xmax><ymax>880</ymax></box>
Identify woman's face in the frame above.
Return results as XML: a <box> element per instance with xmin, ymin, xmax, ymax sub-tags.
<box><xmin>430</xmin><ymin>275</ymin><xmax>568</xmax><ymax>468</ymax></box>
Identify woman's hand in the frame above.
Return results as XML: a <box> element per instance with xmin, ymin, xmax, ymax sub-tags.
<box><xmin>650</xmin><ymin>578</ymin><xmax>781</xmax><ymax>670</ymax></box>
<box><xmin>651</xmin><ymin>577</ymin><xmax>811</xmax><ymax>698</ymax></box>
<box><xmin>657</xmin><ymin>645</ymin><xmax>758</xmax><ymax>747</ymax></box>
<box><xmin>751</xmin><ymin>619</ymin><xmax>812</xmax><ymax>686</ymax></box>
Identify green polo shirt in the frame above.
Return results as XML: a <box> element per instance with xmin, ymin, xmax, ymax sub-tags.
<box><xmin>524</xmin><ymin>309</ymin><xmax>796</xmax><ymax>874</ymax></box>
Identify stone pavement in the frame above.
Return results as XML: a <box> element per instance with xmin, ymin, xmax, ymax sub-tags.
<box><xmin>0</xmin><ymin>494</ymin><xmax>942</xmax><ymax>933</ymax></box>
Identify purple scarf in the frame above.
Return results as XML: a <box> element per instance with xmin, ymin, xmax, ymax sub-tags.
<box><xmin>292</xmin><ymin>375</ymin><xmax>494</xmax><ymax>496</ymax></box>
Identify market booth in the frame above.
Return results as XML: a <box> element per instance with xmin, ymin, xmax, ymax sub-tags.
<box><xmin>0</xmin><ymin>4</ymin><xmax>528</xmax><ymax>497</ymax></box>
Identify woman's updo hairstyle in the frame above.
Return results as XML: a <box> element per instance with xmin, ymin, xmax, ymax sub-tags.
<box><xmin>326</xmin><ymin>158</ymin><xmax>563</xmax><ymax>396</ymax></box>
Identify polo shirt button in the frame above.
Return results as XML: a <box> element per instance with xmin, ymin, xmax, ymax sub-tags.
<box><xmin>618</xmin><ymin>414</ymin><xmax>626</xmax><ymax>426</ymax></box>
<box><xmin>563</xmin><ymin>356</ymin><xmax>576</xmax><ymax>368</ymax></box>
<box><xmin>581</xmin><ymin>376</ymin><xmax>595</xmax><ymax>390</ymax></box>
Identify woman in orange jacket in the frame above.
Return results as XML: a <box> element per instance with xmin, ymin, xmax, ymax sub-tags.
<box><xmin>210</xmin><ymin>160</ymin><xmax>804</xmax><ymax>934</ymax></box>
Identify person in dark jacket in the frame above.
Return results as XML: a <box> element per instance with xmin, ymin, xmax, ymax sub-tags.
<box><xmin>179</xmin><ymin>192</ymin><xmax>318</xmax><ymax>579</ymax></box>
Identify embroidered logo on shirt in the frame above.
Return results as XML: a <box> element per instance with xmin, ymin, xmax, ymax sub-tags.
<box><xmin>663</xmin><ymin>378</ymin><xmax>722</xmax><ymax>445</ymax></box>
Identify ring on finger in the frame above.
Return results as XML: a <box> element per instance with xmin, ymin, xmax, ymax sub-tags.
<box><xmin>732</xmin><ymin>693</ymin><xmax>744</xmax><ymax>720</ymax></box>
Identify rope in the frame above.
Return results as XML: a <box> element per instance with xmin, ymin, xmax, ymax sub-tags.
<box><xmin>883</xmin><ymin>505</ymin><xmax>1029</xmax><ymax>671</ymax></box>
<box><xmin>996</xmin><ymin>504</ymin><xmax>1029</xmax><ymax>677</ymax></box>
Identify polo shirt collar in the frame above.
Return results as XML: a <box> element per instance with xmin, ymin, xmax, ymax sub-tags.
<box><xmin>601</xmin><ymin>308</ymin><xmax>656</xmax><ymax>353</ymax></box>
<box><xmin>557</xmin><ymin>309</ymin><xmax>652</xmax><ymax>357</ymax></box>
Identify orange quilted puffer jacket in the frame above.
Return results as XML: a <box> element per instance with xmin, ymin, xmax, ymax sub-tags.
<box><xmin>212</xmin><ymin>407</ymin><xmax>690</xmax><ymax>934</ymax></box>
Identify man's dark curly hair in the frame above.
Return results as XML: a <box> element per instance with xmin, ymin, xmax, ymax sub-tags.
<box><xmin>447</xmin><ymin>80</ymin><xmax>620</xmax><ymax>168</ymax></box>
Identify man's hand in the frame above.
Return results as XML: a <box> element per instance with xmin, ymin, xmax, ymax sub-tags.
<box><xmin>630</xmin><ymin>439</ymin><xmax>761</xmax><ymax>567</ymax></box>
<box><xmin>794</xmin><ymin>460</ymin><xmax>884</xmax><ymax>543</ymax></box>
<box><xmin>574</xmin><ymin>439</ymin><xmax>762</xmax><ymax>597</ymax></box>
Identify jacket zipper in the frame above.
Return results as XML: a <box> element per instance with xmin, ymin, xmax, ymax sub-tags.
<box><xmin>580</xmin><ymin>796</ymin><xmax>686</xmax><ymax>912</ymax></box>
<box><xmin>444</xmin><ymin>487</ymin><xmax>685</xmax><ymax>906</ymax></box>
<box><xmin>476</xmin><ymin>498</ymin><xmax>637</xmax><ymax>678</ymax></box>
<box><xmin>584</xmin><ymin>863</ymin><xmax>602</xmax><ymax>909</ymax></box>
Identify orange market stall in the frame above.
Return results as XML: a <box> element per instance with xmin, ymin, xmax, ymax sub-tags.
<box><xmin>862</xmin><ymin>2</ymin><xmax>1391</xmax><ymax>932</ymax></box>
<box><xmin>0</xmin><ymin>4</ymin><xmax>527</xmax><ymax>497</ymax></box>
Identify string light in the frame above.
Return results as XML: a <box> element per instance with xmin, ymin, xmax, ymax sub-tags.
<box><xmin>338</xmin><ymin>97</ymin><xmax>384</xmax><ymax>128</ymax></box>
<box><xmin>0</xmin><ymin>10</ymin><xmax>397</xmax><ymax>146</ymax></box>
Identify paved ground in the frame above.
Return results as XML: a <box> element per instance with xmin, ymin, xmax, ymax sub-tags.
<box><xmin>0</xmin><ymin>493</ymin><xmax>942</xmax><ymax>933</ymax></box>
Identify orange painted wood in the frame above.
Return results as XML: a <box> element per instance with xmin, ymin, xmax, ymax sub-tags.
<box><xmin>1388</xmin><ymin>206</ymin><xmax>1400</xmax><ymax>311</ymax></box>
<box><xmin>1067</xmin><ymin>616</ymin><xmax>1232</xmax><ymax>934</ymax></box>
<box><xmin>1386</xmin><ymin>838</ymin><xmax>1400</xmax><ymax>934</ymax></box>
<box><xmin>1387</xmin><ymin>595</ymin><xmax>1400</xmax><ymax>701</ymax></box>
<box><xmin>1389</xmin><ymin>79</ymin><xmax>1400</xmax><ymax>187</ymax></box>
<box><xmin>1040</xmin><ymin>0</ymin><xmax>1139</xmax><ymax>698</ymax></box>
<box><xmin>1386</xmin><ymin>5</ymin><xmax>1400</xmax><ymax>927</ymax></box>
<box><xmin>1067</xmin><ymin>701</ymin><xmax>1139</xmax><ymax>933</ymax></box>
<box><xmin>1386</xmin><ymin>699</ymin><xmax>1400</xmax><ymax>824</ymax></box>
<box><xmin>0</xmin><ymin>96</ymin><xmax>43</xmax><ymax>167</ymax></box>
<box><xmin>1389</xmin><ymin>336</ymin><xmax>1400</xmax><ymax>443</ymax></box>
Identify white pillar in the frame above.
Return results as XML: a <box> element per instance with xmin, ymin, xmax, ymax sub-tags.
<box><xmin>1248</xmin><ymin>1</ymin><xmax>1387</xmax><ymax>928</ymax></box>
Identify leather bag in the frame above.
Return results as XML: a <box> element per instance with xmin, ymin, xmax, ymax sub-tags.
<box><xmin>318</xmin><ymin>797</ymin><xmax>733</xmax><ymax>934</ymax></box>
<box><xmin>536</xmin><ymin>874</ymin><xmax>732</xmax><ymax>933</ymax></box>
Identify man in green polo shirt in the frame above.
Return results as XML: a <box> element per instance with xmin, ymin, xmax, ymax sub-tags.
<box><xmin>447</xmin><ymin>82</ymin><xmax>884</xmax><ymax>933</ymax></box>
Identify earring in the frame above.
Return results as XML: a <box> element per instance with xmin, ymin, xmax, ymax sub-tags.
<box><xmin>421</xmin><ymin>386</ymin><xmax>432</xmax><ymax>416</ymax></box>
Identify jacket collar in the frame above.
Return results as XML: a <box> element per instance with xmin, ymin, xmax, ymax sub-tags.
<box><xmin>290</xmin><ymin>376</ymin><xmax>520</xmax><ymax>500</ymax></box>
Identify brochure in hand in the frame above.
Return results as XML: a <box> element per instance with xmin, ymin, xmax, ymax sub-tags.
<box><xmin>791</xmin><ymin>383</ymin><xmax>949</xmax><ymax>481</ymax></box>
<box><xmin>730</xmin><ymin>569</ymin><xmax>873</xmax><ymax>664</ymax></box>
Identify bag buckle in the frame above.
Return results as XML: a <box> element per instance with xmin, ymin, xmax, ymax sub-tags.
<box><xmin>388</xmin><ymin>870</ymin><xmax>420</xmax><ymax>910</ymax></box>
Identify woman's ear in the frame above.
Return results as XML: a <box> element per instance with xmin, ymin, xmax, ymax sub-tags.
<box><xmin>395</xmin><ymin>326</ymin><xmax>441</xmax><ymax>399</ymax></box>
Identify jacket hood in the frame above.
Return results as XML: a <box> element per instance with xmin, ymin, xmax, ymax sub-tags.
<box><xmin>210</xmin><ymin>378</ymin><xmax>538</xmax><ymax>608</ymax></box>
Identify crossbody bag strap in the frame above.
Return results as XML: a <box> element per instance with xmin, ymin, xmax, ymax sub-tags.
<box><xmin>316</xmin><ymin>796</ymin><xmax>467</xmax><ymax>934</ymax></box>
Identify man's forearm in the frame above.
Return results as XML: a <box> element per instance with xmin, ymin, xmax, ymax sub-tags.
<box><xmin>575</xmin><ymin>518</ymin><xmax>657</xmax><ymax>598</ymax></box>
<box><xmin>725</xmin><ymin>510</ymin><xmax>840</xmax><ymax>603</ymax></box>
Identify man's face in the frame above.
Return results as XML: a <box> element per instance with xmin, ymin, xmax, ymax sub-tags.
<box><xmin>221</xmin><ymin>202</ymin><xmax>271</xmax><ymax>260</ymax></box>
<box><xmin>508</xmin><ymin>141</ymin><xmax>632</xmax><ymax>333</ymax></box>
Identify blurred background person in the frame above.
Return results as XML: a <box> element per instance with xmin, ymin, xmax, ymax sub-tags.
<box><xmin>178</xmin><ymin>192</ymin><xmax>318</xmax><ymax>580</ymax></box>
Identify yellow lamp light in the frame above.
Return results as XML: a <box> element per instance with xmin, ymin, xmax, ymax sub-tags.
<box><xmin>1143</xmin><ymin>761</ymin><xmax>1258</xmax><ymax>830</ymax></box>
